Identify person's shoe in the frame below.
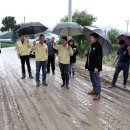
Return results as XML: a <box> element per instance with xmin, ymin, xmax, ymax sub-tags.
<box><xmin>52</xmin><ymin>71</ymin><xmax>55</xmax><ymax>75</ymax></box>
<box><xmin>88</xmin><ymin>90</ymin><xmax>96</xmax><ymax>95</ymax></box>
<box><xmin>123</xmin><ymin>84</ymin><xmax>127</xmax><ymax>88</ymax></box>
<box><xmin>29</xmin><ymin>74</ymin><xmax>33</xmax><ymax>79</ymax></box>
<box><xmin>69</xmin><ymin>72</ymin><xmax>71</xmax><ymax>78</ymax></box>
<box><xmin>61</xmin><ymin>83</ymin><xmax>65</xmax><ymax>87</ymax></box>
<box><xmin>42</xmin><ymin>81</ymin><xmax>48</xmax><ymax>86</ymax></box>
<box><xmin>46</xmin><ymin>71</ymin><xmax>50</xmax><ymax>74</ymax></box>
<box><xmin>93</xmin><ymin>94</ymin><xmax>101</xmax><ymax>100</ymax></box>
<box><xmin>109</xmin><ymin>85</ymin><xmax>115</xmax><ymax>88</ymax></box>
<box><xmin>36</xmin><ymin>81</ymin><xmax>40</xmax><ymax>87</ymax></box>
<box><xmin>21</xmin><ymin>74</ymin><xmax>26</xmax><ymax>79</ymax></box>
<box><xmin>66</xmin><ymin>85</ymin><xmax>69</xmax><ymax>89</ymax></box>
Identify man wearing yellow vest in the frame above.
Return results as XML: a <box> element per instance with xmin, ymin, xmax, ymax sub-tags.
<box><xmin>16</xmin><ymin>34</ymin><xmax>33</xmax><ymax>79</ymax></box>
<box><xmin>53</xmin><ymin>37</ymin><xmax>73</xmax><ymax>89</ymax></box>
<box><xmin>32</xmin><ymin>34</ymin><xmax>48</xmax><ymax>87</ymax></box>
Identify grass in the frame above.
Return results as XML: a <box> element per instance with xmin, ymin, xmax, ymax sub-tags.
<box><xmin>76</xmin><ymin>44</ymin><xmax>118</xmax><ymax>68</ymax></box>
<box><xmin>1</xmin><ymin>43</ymin><xmax>15</xmax><ymax>48</ymax></box>
<box><xmin>103</xmin><ymin>52</ymin><xmax>117</xmax><ymax>66</ymax></box>
<box><xmin>75</xmin><ymin>56</ymin><xmax>86</xmax><ymax>69</ymax></box>
<box><xmin>75</xmin><ymin>51</ymin><xmax>118</xmax><ymax>69</ymax></box>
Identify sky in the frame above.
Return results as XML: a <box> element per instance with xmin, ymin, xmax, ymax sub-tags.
<box><xmin>0</xmin><ymin>0</ymin><xmax>130</xmax><ymax>32</ymax></box>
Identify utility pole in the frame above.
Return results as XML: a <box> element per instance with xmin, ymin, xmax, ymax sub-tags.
<box><xmin>68</xmin><ymin>0</ymin><xmax>72</xmax><ymax>22</ymax></box>
<box><xmin>68</xmin><ymin>0</ymin><xmax>72</xmax><ymax>39</ymax></box>
<box><xmin>24</xmin><ymin>16</ymin><xmax>25</xmax><ymax>24</ymax></box>
<box><xmin>125</xmin><ymin>19</ymin><xmax>129</xmax><ymax>32</ymax></box>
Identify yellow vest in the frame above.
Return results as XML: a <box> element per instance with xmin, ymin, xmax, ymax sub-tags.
<box><xmin>32</xmin><ymin>43</ymin><xmax>48</xmax><ymax>61</ymax></box>
<box><xmin>16</xmin><ymin>39</ymin><xmax>31</xmax><ymax>56</ymax></box>
<box><xmin>53</xmin><ymin>44</ymin><xmax>73</xmax><ymax>64</ymax></box>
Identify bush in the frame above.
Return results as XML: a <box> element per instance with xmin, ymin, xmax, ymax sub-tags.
<box><xmin>103</xmin><ymin>52</ymin><xmax>117</xmax><ymax>66</ymax></box>
<box><xmin>107</xmin><ymin>29</ymin><xmax>119</xmax><ymax>45</ymax></box>
<box><xmin>77</xmin><ymin>40</ymin><xmax>90</xmax><ymax>54</ymax></box>
<box><xmin>112</xmin><ymin>44</ymin><xmax>119</xmax><ymax>52</ymax></box>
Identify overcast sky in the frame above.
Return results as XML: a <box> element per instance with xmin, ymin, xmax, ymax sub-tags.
<box><xmin>0</xmin><ymin>0</ymin><xmax>130</xmax><ymax>31</ymax></box>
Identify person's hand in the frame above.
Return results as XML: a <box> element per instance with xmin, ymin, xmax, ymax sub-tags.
<box><xmin>67</xmin><ymin>45</ymin><xmax>71</xmax><ymax>49</ymax></box>
<box><xmin>84</xmin><ymin>51</ymin><xmax>88</xmax><ymax>55</ymax></box>
<box><xmin>94</xmin><ymin>68</ymin><xmax>99</xmax><ymax>73</ymax></box>
<box><xmin>127</xmin><ymin>46</ymin><xmax>130</xmax><ymax>51</ymax></box>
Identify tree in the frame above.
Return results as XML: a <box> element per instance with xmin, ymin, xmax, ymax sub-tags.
<box><xmin>107</xmin><ymin>29</ymin><xmax>119</xmax><ymax>45</ymax></box>
<box><xmin>61</xmin><ymin>10</ymin><xmax>96</xmax><ymax>26</ymax></box>
<box><xmin>1</xmin><ymin>16</ymin><xmax>16</xmax><ymax>32</ymax></box>
<box><xmin>12</xmin><ymin>24</ymin><xmax>21</xmax><ymax>42</ymax></box>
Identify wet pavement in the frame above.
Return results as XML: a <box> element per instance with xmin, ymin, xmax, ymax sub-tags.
<box><xmin>0</xmin><ymin>47</ymin><xmax>130</xmax><ymax>130</ymax></box>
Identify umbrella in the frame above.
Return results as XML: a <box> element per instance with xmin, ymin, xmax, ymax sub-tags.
<box><xmin>17</xmin><ymin>22</ymin><xmax>48</xmax><ymax>35</ymax></box>
<box><xmin>118</xmin><ymin>33</ymin><xmax>130</xmax><ymax>46</ymax></box>
<box><xmin>52</xmin><ymin>22</ymin><xmax>83</xmax><ymax>36</ymax></box>
<box><xmin>44</xmin><ymin>33</ymin><xmax>60</xmax><ymax>42</ymax></box>
<box><xmin>83</xmin><ymin>26</ymin><xmax>112</xmax><ymax>55</ymax></box>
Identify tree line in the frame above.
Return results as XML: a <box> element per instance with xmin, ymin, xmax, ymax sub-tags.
<box><xmin>0</xmin><ymin>11</ymin><xmax>120</xmax><ymax>53</ymax></box>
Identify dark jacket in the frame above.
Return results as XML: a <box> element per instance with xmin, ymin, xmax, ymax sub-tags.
<box><xmin>70</xmin><ymin>45</ymin><xmax>78</xmax><ymax>63</ymax></box>
<box><xmin>85</xmin><ymin>42</ymin><xmax>103</xmax><ymax>72</ymax></box>
<box><xmin>117</xmin><ymin>47</ymin><xmax>130</xmax><ymax>63</ymax></box>
<box><xmin>46</xmin><ymin>41</ymin><xmax>56</xmax><ymax>56</ymax></box>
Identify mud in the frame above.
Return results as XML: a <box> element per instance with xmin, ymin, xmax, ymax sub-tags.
<box><xmin>0</xmin><ymin>47</ymin><xmax>130</xmax><ymax>130</ymax></box>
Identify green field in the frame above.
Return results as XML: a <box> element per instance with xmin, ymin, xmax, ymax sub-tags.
<box><xmin>1</xmin><ymin>43</ymin><xmax>15</xmax><ymax>48</ymax></box>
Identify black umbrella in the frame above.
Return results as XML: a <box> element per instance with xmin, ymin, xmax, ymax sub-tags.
<box><xmin>17</xmin><ymin>22</ymin><xmax>48</xmax><ymax>35</ymax></box>
<box><xmin>52</xmin><ymin>22</ymin><xmax>83</xmax><ymax>36</ymax></box>
<box><xmin>118</xmin><ymin>33</ymin><xmax>130</xmax><ymax>46</ymax></box>
<box><xmin>84</xmin><ymin>26</ymin><xmax>112</xmax><ymax>55</ymax></box>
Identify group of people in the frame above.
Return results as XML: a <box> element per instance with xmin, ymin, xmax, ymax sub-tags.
<box><xmin>16</xmin><ymin>32</ymin><xmax>130</xmax><ymax>101</ymax></box>
<box><xmin>16</xmin><ymin>34</ymin><xmax>78</xmax><ymax>88</ymax></box>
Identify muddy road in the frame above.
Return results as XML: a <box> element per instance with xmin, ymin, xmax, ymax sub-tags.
<box><xmin>0</xmin><ymin>47</ymin><xmax>130</xmax><ymax>130</ymax></box>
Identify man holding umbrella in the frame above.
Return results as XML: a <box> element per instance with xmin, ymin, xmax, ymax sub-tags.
<box><xmin>16</xmin><ymin>34</ymin><xmax>33</xmax><ymax>79</ymax></box>
<box><xmin>85</xmin><ymin>33</ymin><xmax>103</xmax><ymax>100</ymax></box>
<box><xmin>111</xmin><ymin>40</ymin><xmax>130</xmax><ymax>88</ymax></box>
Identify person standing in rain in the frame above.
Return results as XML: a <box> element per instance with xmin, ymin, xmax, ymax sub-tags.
<box><xmin>111</xmin><ymin>40</ymin><xmax>130</xmax><ymax>88</ymax></box>
<box><xmin>32</xmin><ymin>34</ymin><xmax>48</xmax><ymax>87</ymax></box>
<box><xmin>68</xmin><ymin>39</ymin><xmax>78</xmax><ymax>78</ymax></box>
<box><xmin>85</xmin><ymin>33</ymin><xmax>103</xmax><ymax>100</ymax></box>
<box><xmin>46</xmin><ymin>37</ymin><xmax>56</xmax><ymax>75</ymax></box>
<box><xmin>16</xmin><ymin>34</ymin><xmax>33</xmax><ymax>79</ymax></box>
<box><xmin>53</xmin><ymin>37</ymin><xmax>73</xmax><ymax>89</ymax></box>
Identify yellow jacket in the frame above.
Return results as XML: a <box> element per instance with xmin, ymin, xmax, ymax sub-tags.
<box><xmin>53</xmin><ymin>44</ymin><xmax>73</xmax><ymax>64</ymax></box>
<box><xmin>16</xmin><ymin>39</ymin><xmax>31</xmax><ymax>56</ymax></box>
<box><xmin>32</xmin><ymin>43</ymin><xmax>48</xmax><ymax>61</ymax></box>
